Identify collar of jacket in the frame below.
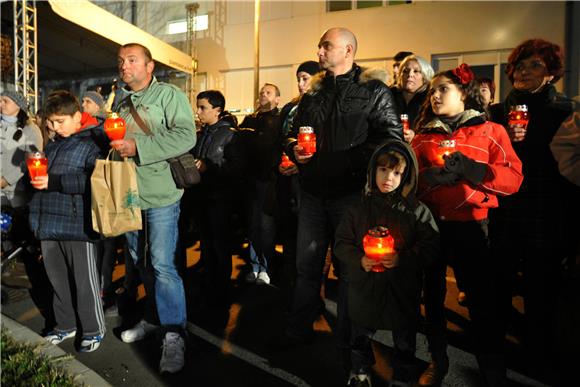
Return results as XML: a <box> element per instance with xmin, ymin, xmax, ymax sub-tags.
<box><xmin>505</xmin><ymin>83</ymin><xmax>574</xmax><ymax>113</ymax></box>
<box><xmin>423</xmin><ymin>109</ymin><xmax>485</xmax><ymax>134</ymax></box>
<box><xmin>204</xmin><ymin>118</ymin><xmax>232</xmax><ymax>133</ymax></box>
<box><xmin>122</xmin><ymin>76</ymin><xmax>158</xmax><ymax>97</ymax></box>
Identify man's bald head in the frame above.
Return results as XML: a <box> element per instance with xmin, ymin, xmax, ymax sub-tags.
<box><xmin>318</xmin><ymin>27</ymin><xmax>357</xmax><ymax>76</ymax></box>
<box><xmin>323</xmin><ymin>27</ymin><xmax>358</xmax><ymax>55</ymax></box>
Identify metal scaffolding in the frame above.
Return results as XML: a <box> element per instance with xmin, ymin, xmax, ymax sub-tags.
<box><xmin>13</xmin><ymin>0</ymin><xmax>38</xmax><ymax>113</ymax></box>
<box><xmin>186</xmin><ymin>3</ymin><xmax>199</xmax><ymax>104</ymax></box>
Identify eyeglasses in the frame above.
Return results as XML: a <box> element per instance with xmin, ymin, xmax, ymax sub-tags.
<box><xmin>514</xmin><ymin>59</ymin><xmax>547</xmax><ymax>72</ymax></box>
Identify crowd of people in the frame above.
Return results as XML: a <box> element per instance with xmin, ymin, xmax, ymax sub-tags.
<box><xmin>1</xmin><ymin>27</ymin><xmax>578</xmax><ymax>386</ymax></box>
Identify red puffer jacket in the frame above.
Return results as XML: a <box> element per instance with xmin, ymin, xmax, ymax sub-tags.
<box><xmin>411</xmin><ymin>112</ymin><xmax>523</xmax><ymax>221</ymax></box>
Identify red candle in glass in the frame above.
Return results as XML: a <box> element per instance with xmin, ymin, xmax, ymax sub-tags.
<box><xmin>508</xmin><ymin>105</ymin><xmax>529</xmax><ymax>129</ymax></box>
<box><xmin>280</xmin><ymin>152</ymin><xmax>295</xmax><ymax>169</ymax></box>
<box><xmin>363</xmin><ymin>227</ymin><xmax>395</xmax><ymax>273</ymax></box>
<box><xmin>26</xmin><ymin>151</ymin><xmax>48</xmax><ymax>180</ymax></box>
<box><xmin>297</xmin><ymin>126</ymin><xmax>316</xmax><ymax>156</ymax></box>
<box><xmin>437</xmin><ymin>139</ymin><xmax>456</xmax><ymax>165</ymax></box>
<box><xmin>400</xmin><ymin>114</ymin><xmax>410</xmax><ymax>134</ymax></box>
<box><xmin>104</xmin><ymin>112</ymin><xmax>127</xmax><ymax>141</ymax></box>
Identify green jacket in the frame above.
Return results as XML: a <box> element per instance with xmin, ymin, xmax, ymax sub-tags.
<box><xmin>116</xmin><ymin>77</ymin><xmax>196</xmax><ymax>209</ymax></box>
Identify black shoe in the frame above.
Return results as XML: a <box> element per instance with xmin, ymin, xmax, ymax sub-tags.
<box><xmin>418</xmin><ymin>358</ymin><xmax>449</xmax><ymax>386</ymax></box>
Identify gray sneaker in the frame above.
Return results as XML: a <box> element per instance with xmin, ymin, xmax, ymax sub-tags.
<box><xmin>159</xmin><ymin>332</ymin><xmax>185</xmax><ymax>374</ymax></box>
<box><xmin>120</xmin><ymin>320</ymin><xmax>157</xmax><ymax>343</ymax></box>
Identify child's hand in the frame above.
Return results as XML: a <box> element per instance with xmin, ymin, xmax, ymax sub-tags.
<box><xmin>381</xmin><ymin>252</ymin><xmax>399</xmax><ymax>269</ymax></box>
<box><xmin>360</xmin><ymin>255</ymin><xmax>374</xmax><ymax>272</ymax></box>
<box><xmin>31</xmin><ymin>175</ymin><xmax>48</xmax><ymax>190</ymax></box>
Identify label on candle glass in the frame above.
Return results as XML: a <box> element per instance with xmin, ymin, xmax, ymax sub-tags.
<box><xmin>437</xmin><ymin>139</ymin><xmax>456</xmax><ymax>165</ymax></box>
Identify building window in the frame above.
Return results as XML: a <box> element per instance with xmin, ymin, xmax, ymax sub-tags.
<box><xmin>167</xmin><ymin>15</ymin><xmax>209</xmax><ymax>35</ymax></box>
<box><xmin>327</xmin><ymin>1</ymin><xmax>411</xmax><ymax>12</ymax></box>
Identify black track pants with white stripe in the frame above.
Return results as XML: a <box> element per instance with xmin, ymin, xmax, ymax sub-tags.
<box><xmin>41</xmin><ymin>240</ymin><xmax>106</xmax><ymax>337</ymax></box>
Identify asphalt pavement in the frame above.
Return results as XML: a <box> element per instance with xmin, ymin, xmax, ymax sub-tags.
<box><xmin>1</xmin><ymin>243</ymin><xmax>553</xmax><ymax>387</ymax></box>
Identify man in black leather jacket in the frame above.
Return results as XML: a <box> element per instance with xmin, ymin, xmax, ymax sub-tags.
<box><xmin>282</xmin><ymin>27</ymin><xmax>402</xmax><ymax>370</ymax></box>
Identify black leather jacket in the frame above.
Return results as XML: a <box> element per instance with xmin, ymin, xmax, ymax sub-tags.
<box><xmin>287</xmin><ymin>64</ymin><xmax>403</xmax><ymax>198</ymax></box>
<box><xmin>192</xmin><ymin>119</ymin><xmax>244</xmax><ymax>199</ymax></box>
<box><xmin>239</xmin><ymin>108</ymin><xmax>282</xmax><ymax>182</ymax></box>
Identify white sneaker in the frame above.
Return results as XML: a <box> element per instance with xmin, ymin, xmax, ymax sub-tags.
<box><xmin>245</xmin><ymin>271</ymin><xmax>257</xmax><ymax>283</ymax></box>
<box><xmin>159</xmin><ymin>332</ymin><xmax>185</xmax><ymax>373</ymax></box>
<box><xmin>44</xmin><ymin>329</ymin><xmax>76</xmax><ymax>345</ymax></box>
<box><xmin>120</xmin><ymin>320</ymin><xmax>157</xmax><ymax>343</ymax></box>
<box><xmin>256</xmin><ymin>271</ymin><xmax>270</xmax><ymax>285</ymax></box>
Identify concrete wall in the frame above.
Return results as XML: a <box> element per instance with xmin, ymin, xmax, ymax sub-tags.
<box><xmin>193</xmin><ymin>1</ymin><xmax>566</xmax><ymax>112</ymax></box>
<box><xmin>94</xmin><ymin>1</ymin><xmax>568</xmax><ymax>111</ymax></box>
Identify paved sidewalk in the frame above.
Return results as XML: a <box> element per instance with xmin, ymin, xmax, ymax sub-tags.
<box><xmin>2</xmin><ymin>315</ymin><xmax>112</xmax><ymax>387</ymax></box>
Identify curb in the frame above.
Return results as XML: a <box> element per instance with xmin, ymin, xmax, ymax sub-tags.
<box><xmin>1</xmin><ymin>315</ymin><xmax>112</xmax><ymax>387</ymax></box>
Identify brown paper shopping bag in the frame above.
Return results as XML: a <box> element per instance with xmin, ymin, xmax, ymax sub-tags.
<box><xmin>91</xmin><ymin>152</ymin><xmax>142</xmax><ymax>237</ymax></box>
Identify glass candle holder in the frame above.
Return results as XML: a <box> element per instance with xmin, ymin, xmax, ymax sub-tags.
<box><xmin>280</xmin><ymin>152</ymin><xmax>295</xmax><ymax>169</ymax></box>
<box><xmin>104</xmin><ymin>112</ymin><xmax>127</xmax><ymax>141</ymax></box>
<box><xmin>26</xmin><ymin>151</ymin><xmax>48</xmax><ymax>180</ymax></box>
<box><xmin>297</xmin><ymin>126</ymin><xmax>316</xmax><ymax>156</ymax></box>
<box><xmin>508</xmin><ymin>105</ymin><xmax>529</xmax><ymax>129</ymax></box>
<box><xmin>363</xmin><ymin>226</ymin><xmax>395</xmax><ymax>273</ymax></box>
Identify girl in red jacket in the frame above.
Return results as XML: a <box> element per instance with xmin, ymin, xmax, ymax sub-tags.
<box><xmin>411</xmin><ymin>63</ymin><xmax>523</xmax><ymax>387</ymax></box>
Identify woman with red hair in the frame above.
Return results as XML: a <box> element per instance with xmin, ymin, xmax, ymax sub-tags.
<box><xmin>490</xmin><ymin>38</ymin><xmax>578</xmax><ymax>384</ymax></box>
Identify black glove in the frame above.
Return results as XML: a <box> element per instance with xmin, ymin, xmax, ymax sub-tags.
<box><xmin>421</xmin><ymin>167</ymin><xmax>459</xmax><ymax>186</ymax></box>
<box><xmin>444</xmin><ymin>151</ymin><xmax>487</xmax><ymax>185</ymax></box>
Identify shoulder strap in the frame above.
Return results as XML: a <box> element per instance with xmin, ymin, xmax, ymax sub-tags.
<box><xmin>126</xmin><ymin>97</ymin><xmax>153</xmax><ymax>136</ymax></box>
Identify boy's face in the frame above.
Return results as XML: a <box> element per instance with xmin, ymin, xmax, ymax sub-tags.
<box><xmin>46</xmin><ymin>111</ymin><xmax>82</xmax><ymax>138</ymax></box>
<box><xmin>375</xmin><ymin>163</ymin><xmax>405</xmax><ymax>193</ymax></box>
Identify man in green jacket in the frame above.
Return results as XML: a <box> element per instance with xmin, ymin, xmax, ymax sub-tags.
<box><xmin>111</xmin><ymin>43</ymin><xmax>195</xmax><ymax>374</ymax></box>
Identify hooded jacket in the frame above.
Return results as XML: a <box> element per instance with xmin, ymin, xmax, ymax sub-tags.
<box><xmin>29</xmin><ymin>113</ymin><xmax>105</xmax><ymax>241</ymax></box>
<box><xmin>286</xmin><ymin>64</ymin><xmax>403</xmax><ymax>199</ymax></box>
<box><xmin>412</xmin><ymin>110</ymin><xmax>523</xmax><ymax>221</ymax></box>
<box><xmin>335</xmin><ymin>140</ymin><xmax>439</xmax><ymax>330</ymax></box>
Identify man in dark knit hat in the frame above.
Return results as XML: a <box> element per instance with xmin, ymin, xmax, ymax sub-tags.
<box><xmin>82</xmin><ymin>91</ymin><xmax>106</xmax><ymax>118</ymax></box>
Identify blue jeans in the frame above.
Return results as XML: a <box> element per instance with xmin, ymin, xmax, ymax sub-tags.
<box><xmin>247</xmin><ymin>180</ymin><xmax>276</xmax><ymax>273</ymax></box>
<box><xmin>288</xmin><ymin>190</ymin><xmax>358</xmax><ymax>348</ymax></box>
<box><xmin>125</xmin><ymin>201</ymin><xmax>186</xmax><ymax>328</ymax></box>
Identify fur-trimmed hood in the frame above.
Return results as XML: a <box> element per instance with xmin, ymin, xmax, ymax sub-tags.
<box><xmin>307</xmin><ymin>64</ymin><xmax>389</xmax><ymax>94</ymax></box>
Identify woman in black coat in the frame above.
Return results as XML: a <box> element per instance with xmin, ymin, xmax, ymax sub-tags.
<box><xmin>489</xmin><ymin>38</ymin><xmax>578</xmax><ymax>384</ymax></box>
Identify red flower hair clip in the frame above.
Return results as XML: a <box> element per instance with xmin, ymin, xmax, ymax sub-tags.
<box><xmin>452</xmin><ymin>63</ymin><xmax>474</xmax><ymax>85</ymax></box>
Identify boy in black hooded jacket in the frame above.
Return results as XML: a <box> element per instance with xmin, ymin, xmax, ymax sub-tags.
<box><xmin>335</xmin><ymin>140</ymin><xmax>440</xmax><ymax>386</ymax></box>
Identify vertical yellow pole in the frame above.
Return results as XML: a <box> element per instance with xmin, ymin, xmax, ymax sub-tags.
<box><xmin>253</xmin><ymin>0</ymin><xmax>260</xmax><ymax>106</ymax></box>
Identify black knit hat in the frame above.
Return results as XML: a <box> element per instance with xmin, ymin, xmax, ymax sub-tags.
<box><xmin>394</xmin><ymin>51</ymin><xmax>413</xmax><ymax>63</ymax></box>
<box><xmin>296</xmin><ymin>61</ymin><xmax>321</xmax><ymax>76</ymax></box>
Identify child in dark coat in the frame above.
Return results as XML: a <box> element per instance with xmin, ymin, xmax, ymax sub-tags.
<box><xmin>28</xmin><ymin>90</ymin><xmax>106</xmax><ymax>352</ymax></box>
<box><xmin>335</xmin><ymin>140</ymin><xmax>440</xmax><ymax>386</ymax></box>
